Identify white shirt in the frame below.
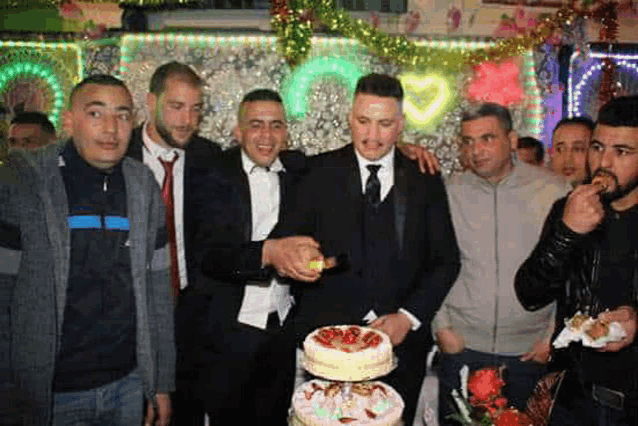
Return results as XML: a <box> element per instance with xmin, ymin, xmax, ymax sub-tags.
<box><xmin>236</xmin><ymin>150</ymin><xmax>293</xmax><ymax>330</ymax></box>
<box><xmin>353</xmin><ymin>145</ymin><xmax>421</xmax><ymax>331</ymax></box>
<box><xmin>354</xmin><ymin>146</ymin><xmax>395</xmax><ymax>203</ymax></box>
<box><xmin>141</xmin><ymin>123</ymin><xmax>188</xmax><ymax>289</ymax></box>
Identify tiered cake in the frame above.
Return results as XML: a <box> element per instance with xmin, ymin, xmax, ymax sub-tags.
<box><xmin>290</xmin><ymin>325</ymin><xmax>404</xmax><ymax>426</ymax></box>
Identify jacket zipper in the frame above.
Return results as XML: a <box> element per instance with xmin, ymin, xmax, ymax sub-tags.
<box><xmin>492</xmin><ymin>186</ymin><xmax>500</xmax><ymax>353</ymax></box>
<box><xmin>585</xmin><ymin>249</ymin><xmax>600</xmax><ymax>315</ymax></box>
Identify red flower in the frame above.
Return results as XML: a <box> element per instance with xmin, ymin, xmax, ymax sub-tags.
<box><xmin>467</xmin><ymin>368</ymin><xmax>505</xmax><ymax>402</ymax></box>
<box><xmin>495</xmin><ymin>409</ymin><xmax>533</xmax><ymax>426</ymax></box>
<box><xmin>495</xmin><ymin>396</ymin><xmax>508</xmax><ymax>408</ymax></box>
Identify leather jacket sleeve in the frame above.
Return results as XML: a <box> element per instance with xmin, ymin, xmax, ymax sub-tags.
<box><xmin>515</xmin><ymin>197</ymin><xmax>590</xmax><ymax>311</ymax></box>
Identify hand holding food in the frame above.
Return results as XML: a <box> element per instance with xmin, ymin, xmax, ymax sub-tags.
<box><xmin>553</xmin><ymin>311</ymin><xmax>626</xmax><ymax>349</ymax></box>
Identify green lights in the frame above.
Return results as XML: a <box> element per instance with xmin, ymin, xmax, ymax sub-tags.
<box><xmin>0</xmin><ymin>61</ymin><xmax>65</xmax><ymax>127</ymax></box>
<box><xmin>282</xmin><ymin>57</ymin><xmax>364</xmax><ymax>119</ymax></box>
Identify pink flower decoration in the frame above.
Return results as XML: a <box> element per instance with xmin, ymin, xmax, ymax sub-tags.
<box><xmin>467</xmin><ymin>61</ymin><xmax>524</xmax><ymax>106</ymax></box>
<box><xmin>58</xmin><ymin>0</ymin><xmax>83</xmax><ymax>20</ymax></box>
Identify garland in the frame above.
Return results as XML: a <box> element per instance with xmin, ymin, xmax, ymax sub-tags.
<box><xmin>272</xmin><ymin>0</ymin><xmax>577</xmax><ymax>72</ymax></box>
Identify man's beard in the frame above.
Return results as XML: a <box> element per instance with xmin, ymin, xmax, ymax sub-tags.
<box><xmin>591</xmin><ymin>168</ymin><xmax>638</xmax><ymax>204</ymax></box>
<box><xmin>155</xmin><ymin>113</ymin><xmax>192</xmax><ymax>149</ymax></box>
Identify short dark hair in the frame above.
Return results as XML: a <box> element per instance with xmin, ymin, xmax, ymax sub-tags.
<box><xmin>238</xmin><ymin>89</ymin><xmax>284</xmax><ymax>120</ymax></box>
<box><xmin>241</xmin><ymin>89</ymin><xmax>283</xmax><ymax>104</ymax></box>
<box><xmin>149</xmin><ymin>61</ymin><xmax>204</xmax><ymax>95</ymax></box>
<box><xmin>553</xmin><ymin>116</ymin><xmax>595</xmax><ymax>135</ymax></box>
<box><xmin>597</xmin><ymin>95</ymin><xmax>638</xmax><ymax>127</ymax></box>
<box><xmin>354</xmin><ymin>73</ymin><xmax>403</xmax><ymax>102</ymax></box>
<box><xmin>10</xmin><ymin>111</ymin><xmax>55</xmax><ymax>135</ymax></box>
<box><xmin>69</xmin><ymin>74</ymin><xmax>130</xmax><ymax>107</ymax></box>
<box><xmin>461</xmin><ymin>103</ymin><xmax>513</xmax><ymax>133</ymax></box>
<box><xmin>518</xmin><ymin>136</ymin><xmax>544</xmax><ymax>164</ymax></box>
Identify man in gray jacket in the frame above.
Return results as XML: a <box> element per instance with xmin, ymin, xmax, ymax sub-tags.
<box><xmin>433</xmin><ymin>103</ymin><xmax>570</xmax><ymax>425</ymax></box>
<box><xmin>0</xmin><ymin>74</ymin><xmax>174</xmax><ymax>426</ymax></box>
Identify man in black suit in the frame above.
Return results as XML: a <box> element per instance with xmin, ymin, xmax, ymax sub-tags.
<box><xmin>273</xmin><ymin>73</ymin><xmax>461</xmax><ymax>424</ymax></box>
<box><xmin>125</xmin><ymin>61</ymin><xmax>221</xmax><ymax>426</ymax></box>
<box><xmin>186</xmin><ymin>89</ymin><xmax>321</xmax><ymax>425</ymax></box>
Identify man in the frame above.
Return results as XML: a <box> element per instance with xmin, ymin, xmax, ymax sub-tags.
<box><xmin>185</xmin><ymin>88</ymin><xmax>318</xmax><ymax>425</ymax></box>
<box><xmin>272</xmin><ymin>73</ymin><xmax>461</xmax><ymax>423</ymax></box>
<box><xmin>515</xmin><ymin>95</ymin><xmax>638</xmax><ymax>425</ymax></box>
<box><xmin>8</xmin><ymin>111</ymin><xmax>56</xmax><ymax>150</ymax></box>
<box><xmin>517</xmin><ymin>136</ymin><xmax>545</xmax><ymax>166</ymax></box>
<box><xmin>551</xmin><ymin>116</ymin><xmax>595</xmax><ymax>187</ymax></box>
<box><xmin>0</xmin><ymin>75</ymin><xmax>174</xmax><ymax>425</ymax></box>
<box><xmin>433</xmin><ymin>103</ymin><xmax>570</xmax><ymax>425</ymax></box>
<box><xmin>125</xmin><ymin>61</ymin><xmax>221</xmax><ymax>426</ymax></box>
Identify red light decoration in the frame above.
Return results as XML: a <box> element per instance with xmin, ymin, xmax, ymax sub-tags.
<box><xmin>467</xmin><ymin>61</ymin><xmax>524</xmax><ymax>106</ymax></box>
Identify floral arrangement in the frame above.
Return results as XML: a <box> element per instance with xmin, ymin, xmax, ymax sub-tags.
<box><xmin>448</xmin><ymin>366</ymin><xmax>563</xmax><ymax>426</ymax></box>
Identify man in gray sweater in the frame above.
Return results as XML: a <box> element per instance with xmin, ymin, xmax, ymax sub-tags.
<box><xmin>433</xmin><ymin>103</ymin><xmax>570</xmax><ymax>425</ymax></box>
<box><xmin>0</xmin><ymin>75</ymin><xmax>174</xmax><ymax>426</ymax></box>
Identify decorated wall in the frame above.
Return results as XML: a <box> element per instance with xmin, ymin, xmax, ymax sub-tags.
<box><xmin>0</xmin><ymin>33</ymin><xmax>544</xmax><ymax>174</ymax></box>
<box><xmin>1</xmin><ymin>0</ymin><xmax>638</xmax><ymax>170</ymax></box>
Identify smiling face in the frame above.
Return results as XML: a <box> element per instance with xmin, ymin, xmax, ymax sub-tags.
<box><xmin>64</xmin><ymin>83</ymin><xmax>133</xmax><ymax>171</ymax></box>
<box><xmin>147</xmin><ymin>76</ymin><xmax>203</xmax><ymax>149</ymax></box>
<box><xmin>552</xmin><ymin>123</ymin><xmax>592</xmax><ymax>186</ymax></box>
<box><xmin>235</xmin><ymin>100</ymin><xmax>287</xmax><ymax>167</ymax></box>
<box><xmin>349</xmin><ymin>93</ymin><xmax>404</xmax><ymax>161</ymax></box>
<box><xmin>589</xmin><ymin>124</ymin><xmax>638</xmax><ymax>210</ymax></box>
<box><xmin>461</xmin><ymin>115</ymin><xmax>517</xmax><ymax>183</ymax></box>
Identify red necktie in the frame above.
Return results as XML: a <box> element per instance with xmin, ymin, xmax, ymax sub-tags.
<box><xmin>159</xmin><ymin>154</ymin><xmax>180</xmax><ymax>302</ymax></box>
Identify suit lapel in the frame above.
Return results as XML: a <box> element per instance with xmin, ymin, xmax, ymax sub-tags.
<box><xmin>393</xmin><ymin>151</ymin><xmax>408</xmax><ymax>254</ymax></box>
<box><xmin>227</xmin><ymin>149</ymin><xmax>252</xmax><ymax>241</ymax></box>
<box><xmin>126</xmin><ymin>126</ymin><xmax>144</xmax><ymax>162</ymax></box>
<box><xmin>35</xmin><ymin>146</ymin><xmax>71</xmax><ymax>330</ymax></box>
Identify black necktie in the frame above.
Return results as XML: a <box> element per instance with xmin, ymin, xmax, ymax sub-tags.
<box><xmin>365</xmin><ymin>164</ymin><xmax>381</xmax><ymax>207</ymax></box>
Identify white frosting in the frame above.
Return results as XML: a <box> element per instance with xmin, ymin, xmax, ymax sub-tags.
<box><xmin>291</xmin><ymin>380</ymin><xmax>403</xmax><ymax>426</ymax></box>
<box><xmin>303</xmin><ymin>325</ymin><xmax>394</xmax><ymax>382</ymax></box>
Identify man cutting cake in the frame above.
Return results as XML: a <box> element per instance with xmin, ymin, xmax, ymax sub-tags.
<box><xmin>271</xmin><ymin>73</ymin><xmax>461</xmax><ymax>423</ymax></box>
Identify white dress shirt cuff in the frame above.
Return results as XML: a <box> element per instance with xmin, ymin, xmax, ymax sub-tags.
<box><xmin>399</xmin><ymin>308</ymin><xmax>422</xmax><ymax>331</ymax></box>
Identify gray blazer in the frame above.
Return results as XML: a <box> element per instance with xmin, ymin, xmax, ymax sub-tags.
<box><xmin>0</xmin><ymin>142</ymin><xmax>175</xmax><ymax>425</ymax></box>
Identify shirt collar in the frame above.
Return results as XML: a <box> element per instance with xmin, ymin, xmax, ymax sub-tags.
<box><xmin>241</xmin><ymin>149</ymin><xmax>285</xmax><ymax>175</ymax></box>
<box><xmin>354</xmin><ymin>145</ymin><xmax>395</xmax><ymax>173</ymax></box>
<box><xmin>142</xmin><ymin>122</ymin><xmax>184</xmax><ymax>161</ymax></box>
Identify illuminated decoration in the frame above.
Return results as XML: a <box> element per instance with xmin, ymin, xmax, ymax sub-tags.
<box><xmin>570</xmin><ymin>56</ymin><xmax>638</xmax><ymax>119</ymax></box>
<box><xmin>282</xmin><ymin>56</ymin><xmax>364</xmax><ymax>118</ymax></box>
<box><xmin>271</xmin><ymin>0</ymin><xmax>576</xmax><ymax>71</ymax></box>
<box><xmin>0</xmin><ymin>62</ymin><xmax>65</xmax><ymax>127</ymax></box>
<box><xmin>522</xmin><ymin>52</ymin><xmax>544</xmax><ymax>138</ymax></box>
<box><xmin>0</xmin><ymin>40</ymin><xmax>83</xmax><ymax>129</ymax></box>
<box><xmin>120</xmin><ymin>33</ymin><xmax>543</xmax><ymax>137</ymax></box>
<box><xmin>467</xmin><ymin>61</ymin><xmax>524</xmax><ymax>106</ymax></box>
<box><xmin>399</xmin><ymin>73</ymin><xmax>454</xmax><ymax>132</ymax></box>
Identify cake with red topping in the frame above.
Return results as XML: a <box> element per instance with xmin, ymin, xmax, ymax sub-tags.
<box><xmin>290</xmin><ymin>380</ymin><xmax>403</xmax><ymax>426</ymax></box>
<box><xmin>303</xmin><ymin>325</ymin><xmax>394</xmax><ymax>381</ymax></box>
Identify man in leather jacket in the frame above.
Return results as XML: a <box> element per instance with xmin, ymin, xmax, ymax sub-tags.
<box><xmin>515</xmin><ymin>95</ymin><xmax>638</xmax><ymax>426</ymax></box>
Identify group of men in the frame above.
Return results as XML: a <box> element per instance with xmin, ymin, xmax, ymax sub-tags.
<box><xmin>2</xmin><ymin>59</ymin><xmax>638</xmax><ymax>426</ymax></box>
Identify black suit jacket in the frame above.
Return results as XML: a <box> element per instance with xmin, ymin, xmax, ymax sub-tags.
<box><xmin>126</xmin><ymin>125</ymin><xmax>222</xmax><ymax>286</ymax></box>
<box><xmin>188</xmin><ymin>146</ymin><xmax>309</xmax><ymax>335</ymax></box>
<box><xmin>274</xmin><ymin>144</ymin><xmax>461</xmax><ymax>339</ymax></box>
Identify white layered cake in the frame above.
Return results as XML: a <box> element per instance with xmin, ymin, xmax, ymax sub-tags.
<box><xmin>290</xmin><ymin>380</ymin><xmax>404</xmax><ymax>426</ymax></box>
<box><xmin>303</xmin><ymin>325</ymin><xmax>394</xmax><ymax>382</ymax></box>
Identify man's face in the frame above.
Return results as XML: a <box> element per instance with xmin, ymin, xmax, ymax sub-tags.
<box><xmin>589</xmin><ymin>124</ymin><xmax>638</xmax><ymax>207</ymax></box>
<box><xmin>64</xmin><ymin>83</ymin><xmax>133</xmax><ymax>171</ymax></box>
<box><xmin>461</xmin><ymin>116</ymin><xmax>517</xmax><ymax>183</ymax></box>
<box><xmin>517</xmin><ymin>147</ymin><xmax>540</xmax><ymax>166</ymax></box>
<box><xmin>349</xmin><ymin>93</ymin><xmax>404</xmax><ymax>161</ymax></box>
<box><xmin>235</xmin><ymin>100</ymin><xmax>287</xmax><ymax>168</ymax></box>
<box><xmin>8</xmin><ymin>123</ymin><xmax>53</xmax><ymax>151</ymax></box>
<box><xmin>552</xmin><ymin>123</ymin><xmax>591</xmax><ymax>186</ymax></box>
<box><xmin>148</xmin><ymin>77</ymin><xmax>203</xmax><ymax>149</ymax></box>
